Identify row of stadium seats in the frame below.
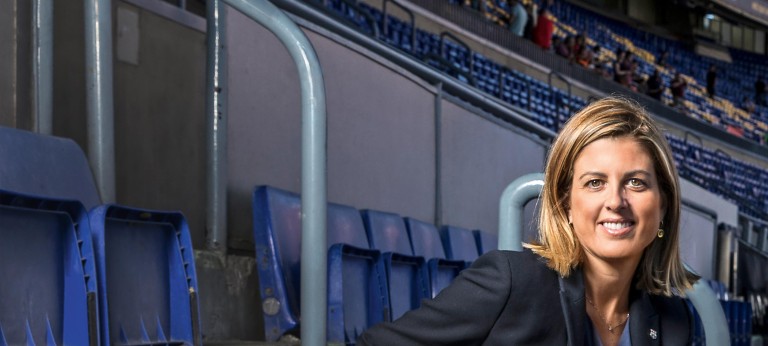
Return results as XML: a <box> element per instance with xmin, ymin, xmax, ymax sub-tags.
<box><xmin>0</xmin><ymin>127</ymin><xmax>200</xmax><ymax>346</ymax></box>
<box><xmin>253</xmin><ymin>185</ymin><xmax>497</xmax><ymax>344</ymax></box>
<box><xmin>666</xmin><ymin>133</ymin><xmax>768</xmax><ymax>219</ymax></box>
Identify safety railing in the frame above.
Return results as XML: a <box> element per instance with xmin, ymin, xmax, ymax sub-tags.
<box><xmin>209</xmin><ymin>1</ymin><xmax>328</xmax><ymax>345</ymax></box>
<box><xmin>383</xmin><ymin>0</ymin><xmax>416</xmax><ymax>54</ymax></box>
<box><xmin>548</xmin><ymin>71</ymin><xmax>571</xmax><ymax>132</ymax></box>
<box><xmin>498</xmin><ymin>174</ymin><xmax>730</xmax><ymax>345</ymax></box>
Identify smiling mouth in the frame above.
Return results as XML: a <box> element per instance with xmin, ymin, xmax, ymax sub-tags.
<box><xmin>600</xmin><ymin>221</ymin><xmax>635</xmax><ymax>236</ymax></box>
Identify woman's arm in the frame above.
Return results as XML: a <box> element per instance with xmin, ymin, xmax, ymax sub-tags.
<box><xmin>357</xmin><ymin>251</ymin><xmax>514</xmax><ymax>346</ymax></box>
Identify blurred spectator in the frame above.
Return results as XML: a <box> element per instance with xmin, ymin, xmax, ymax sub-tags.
<box><xmin>508</xmin><ymin>0</ymin><xmax>527</xmax><ymax>37</ymax></box>
<box><xmin>706</xmin><ymin>64</ymin><xmax>717</xmax><ymax>98</ymax></box>
<box><xmin>646</xmin><ymin>69</ymin><xmax>664</xmax><ymax>101</ymax></box>
<box><xmin>631</xmin><ymin>60</ymin><xmax>645</xmax><ymax>93</ymax></box>
<box><xmin>670</xmin><ymin>72</ymin><xmax>687</xmax><ymax>108</ymax></box>
<box><xmin>532</xmin><ymin>6</ymin><xmax>554</xmax><ymax>50</ymax></box>
<box><xmin>657</xmin><ymin>49</ymin><xmax>669</xmax><ymax>69</ymax></box>
<box><xmin>522</xmin><ymin>2</ymin><xmax>538</xmax><ymax>40</ymax></box>
<box><xmin>756</xmin><ymin>76</ymin><xmax>766</xmax><ymax>106</ymax></box>
<box><xmin>741</xmin><ymin>96</ymin><xmax>756</xmax><ymax>114</ymax></box>
<box><xmin>574</xmin><ymin>35</ymin><xmax>593</xmax><ymax>67</ymax></box>
<box><xmin>589</xmin><ymin>45</ymin><xmax>601</xmax><ymax>69</ymax></box>
<box><xmin>557</xmin><ymin>36</ymin><xmax>574</xmax><ymax>59</ymax></box>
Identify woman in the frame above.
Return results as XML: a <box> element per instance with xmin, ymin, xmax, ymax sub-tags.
<box><xmin>358</xmin><ymin>97</ymin><xmax>699</xmax><ymax>345</ymax></box>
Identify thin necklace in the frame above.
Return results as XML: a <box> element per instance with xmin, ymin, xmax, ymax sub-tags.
<box><xmin>585</xmin><ymin>296</ymin><xmax>630</xmax><ymax>334</ymax></box>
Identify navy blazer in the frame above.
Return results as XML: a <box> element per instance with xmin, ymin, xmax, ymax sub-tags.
<box><xmin>358</xmin><ymin>249</ymin><xmax>692</xmax><ymax>345</ymax></box>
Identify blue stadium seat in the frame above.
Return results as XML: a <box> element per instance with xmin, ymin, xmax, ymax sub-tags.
<box><xmin>253</xmin><ymin>186</ymin><xmax>388</xmax><ymax>344</ymax></box>
<box><xmin>361</xmin><ymin>210</ymin><xmax>430</xmax><ymax>321</ymax></box>
<box><xmin>473</xmin><ymin>229</ymin><xmax>498</xmax><ymax>255</ymax></box>
<box><xmin>88</xmin><ymin>205</ymin><xmax>200</xmax><ymax>346</ymax></box>
<box><xmin>440</xmin><ymin>225</ymin><xmax>480</xmax><ymax>263</ymax></box>
<box><xmin>404</xmin><ymin>217</ymin><xmax>466</xmax><ymax>297</ymax></box>
<box><xmin>0</xmin><ymin>126</ymin><xmax>100</xmax><ymax>209</ymax></box>
<box><xmin>0</xmin><ymin>190</ymin><xmax>98</xmax><ymax>346</ymax></box>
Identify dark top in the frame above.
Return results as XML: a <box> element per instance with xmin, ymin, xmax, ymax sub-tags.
<box><xmin>358</xmin><ymin>250</ymin><xmax>692</xmax><ymax>345</ymax></box>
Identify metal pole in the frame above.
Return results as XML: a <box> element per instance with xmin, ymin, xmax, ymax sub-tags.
<box><xmin>498</xmin><ymin>173</ymin><xmax>544</xmax><ymax>251</ymax></box>
<box><xmin>220</xmin><ymin>1</ymin><xmax>327</xmax><ymax>344</ymax></box>
<box><xmin>32</xmin><ymin>0</ymin><xmax>53</xmax><ymax>135</ymax></box>
<box><xmin>686</xmin><ymin>273</ymin><xmax>731</xmax><ymax>345</ymax></box>
<box><xmin>434</xmin><ymin>82</ymin><xmax>442</xmax><ymax>227</ymax></box>
<box><xmin>205</xmin><ymin>0</ymin><xmax>228</xmax><ymax>254</ymax></box>
<box><xmin>85</xmin><ymin>0</ymin><xmax>116</xmax><ymax>203</ymax></box>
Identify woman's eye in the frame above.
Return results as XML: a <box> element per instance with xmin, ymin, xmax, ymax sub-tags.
<box><xmin>627</xmin><ymin>178</ymin><xmax>645</xmax><ymax>187</ymax></box>
<box><xmin>587</xmin><ymin>180</ymin><xmax>603</xmax><ymax>189</ymax></box>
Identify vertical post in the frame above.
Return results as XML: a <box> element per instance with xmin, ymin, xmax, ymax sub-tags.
<box><xmin>205</xmin><ymin>0</ymin><xmax>229</xmax><ymax>254</ymax></box>
<box><xmin>220</xmin><ymin>1</ymin><xmax>327</xmax><ymax>344</ymax></box>
<box><xmin>498</xmin><ymin>173</ymin><xmax>544</xmax><ymax>251</ymax></box>
<box><xmin>32</xmin><ymin>0</ymin><xmax>53</xmax><ymax>135</ymax></box>
<box><xmin>434</xmin><ymin>83</ymin><xmax>443</xmax><ymax>227</ymax></box>
<box><xmin>85</xmin><ymin>0</ymin><xmax>116</xmax><ymax>203</ymax></box>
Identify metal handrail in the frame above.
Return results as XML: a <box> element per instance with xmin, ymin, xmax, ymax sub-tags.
<box><xmin>383</xmin><ymin>0</ymin><xmax>416</xmax><ymax>54</ymax></box>
<box><xmin>548</xmin><ymin>71</ymin><xmax>572</xmax><ymax>132</ymax></box>
<box><xmin>32</xmin><ymin>0</ymin><xmax>53</xmax><ymax>135</ymax></box>
<box><xmin>498</xmin><ymin>174</ymin><xmax>730</xmax><ymax>345</ymax></box>
<box><xmin>218</xmin><ymin>1</ymin><xmax>328</xmax><ymax>345</ymax></box>
<box><xmin>205</xmin><ymin>0</ymin><xmax>228</xmax><ymax>254</ymax></box>
<box><xmin>85</xmin><ymin>0</ymin><xmax>116</xmax><ymax>203</ymax></box>
<box><xmin>439</xmin><ymin>31</ymin><xmax>474</xmax><ymax>75</ymax></box>
<box><xmin>423</xmin><ymin>52</ymin><xmax>477</xmax><ymax>87</ymax></box>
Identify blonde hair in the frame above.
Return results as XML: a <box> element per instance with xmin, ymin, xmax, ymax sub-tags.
<box><xmin>525</xmin><ymin>96</ymin><xmax>699</xmax><ymax>296</ymax></box>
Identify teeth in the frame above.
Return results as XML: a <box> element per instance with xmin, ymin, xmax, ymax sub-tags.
<box><xmin>603</xmin><ymin>222</ymin><xmax>631</xmax><ymax>230</ymax></box>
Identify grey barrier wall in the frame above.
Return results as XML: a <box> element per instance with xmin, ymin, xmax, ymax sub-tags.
<box><xmin>226</xmin><ymin>7</ymin><xmax>549</xmax><ymax>246</ymax></box>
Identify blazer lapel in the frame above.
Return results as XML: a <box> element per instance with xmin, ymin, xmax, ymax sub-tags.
<box><xmin>629</xmin><ymin>290</ymin><xmax>660</xmax><ymax>346</ymax></box>
<box><xmin>558</xmin><ymin>269</ymin><xmax>586</xmax><ymax>346</ymax></box>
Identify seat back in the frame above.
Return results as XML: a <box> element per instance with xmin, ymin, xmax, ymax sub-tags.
<box><xmin>404</xmin><ymin>217</ymin><xmax>446</xmax><ymax>260</ymax></box>
<box><xmin>473</xmin><ymin>229</ymin><xmax>498</xmax><ymax>255</ymax></box>
<box><xmin>362</xmin><ymin>211</ymin><xmax>429</xmax><ymax>320</ymax></box>
<box><xmin>361</xmin><ymin>210</ymin><xmax>412</xmax><ymax>254</ymax></box>
<box><xmin>0</xmin><ymin>191</ymin><xmax>98</xmax><ymax>345</ymax></box>
<box><xmin>440</xmin><ymin>225</ymin><xmax>480</xmax><ymax>262</ymax></box>
<box><xmin>0</xmin><ymin>127</ymin><xmax>100</xmax><ymax>209</ymax></box>
<box><xmin>89</xmin><ymin>205</ymin><xmax>200</xmax><ymax>346</ymax></box>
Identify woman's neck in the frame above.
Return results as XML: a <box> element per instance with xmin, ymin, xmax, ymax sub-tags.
<box><xmin>582</xmin><ymin>255</ymin><xmax>638</xmax><ymax>318</ymax></box>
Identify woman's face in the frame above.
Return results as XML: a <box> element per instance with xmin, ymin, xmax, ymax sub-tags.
<box><xmin>568</xmin><ymin>136</ymin><xmax>664</xmax><ymax>264</ymax></box>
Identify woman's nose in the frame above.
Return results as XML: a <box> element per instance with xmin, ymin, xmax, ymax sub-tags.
<box><xmin>605</xmin><ymin>187</ymin><xmax>627</xmax><ymax>211</ymax></box>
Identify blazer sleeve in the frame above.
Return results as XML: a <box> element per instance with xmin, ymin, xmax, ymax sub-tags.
<box><xmin>357</xmin><ymin>251</ymin><xmax>515</xmax><ymax>346</ymax></box>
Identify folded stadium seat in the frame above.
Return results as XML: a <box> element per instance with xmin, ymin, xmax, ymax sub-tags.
<box><xmin>88</xmin><ymin>205</ymin><xmax>201</xmax><ymax>346</ymax></box>
<box><xmin>472</xmin><ymin>229</ymin><xmax>498</xmax><ymax>255</ymax></box>
<box><xmin>439</xmin><ymin>225</ymin><xmax>480</xmax><ymax>264</ymax></box>
<box><xmin>361</xmin><ymin>210</ymin><xmax>430</xmax><ymax>321</ymax></box>
<box><xmin>253</xmin><ymin>186</ymin><xmax>388</xmax><ymax>344</ymax></box>
<box><xmin>404</xmin><ymin>217</ymin><xmax>466</xmax><ymax>298</ymax></box>
<box><xmin>0</xmin><ymin>191</ymin><xmax>98</xmax><ymax>345</ymax></box>
<box><xmin>0</xmin><ymin>127</ymin><xmax>202</xmax><ymax>344</ymax></box>
<box><xmin>0</xmin><ymin>127</ymin><xmax>100</xmax><ymax>209</ymax></box>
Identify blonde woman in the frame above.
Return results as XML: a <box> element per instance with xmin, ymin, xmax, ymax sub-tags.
<box><xmin>358</xmin><ymin>97</ymin><xmax>699</xmax><ymax>345</ymax></box>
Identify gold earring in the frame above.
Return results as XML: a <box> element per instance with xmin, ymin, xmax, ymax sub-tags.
<box><xmin>657</xmin><ymin>228</ymin><xmax>664</xmax><ymax>238</ymax></box>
